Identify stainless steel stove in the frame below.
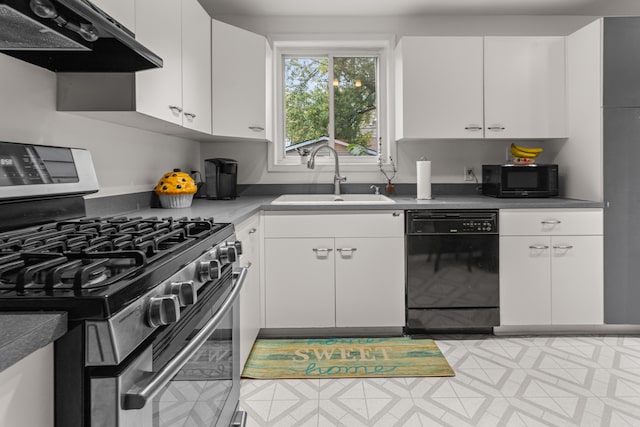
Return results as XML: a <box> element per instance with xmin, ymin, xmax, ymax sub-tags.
<box><xmin>0</xmin><ymin>141</ymin><xmax>247</xmax><ymax>427</ymax></box>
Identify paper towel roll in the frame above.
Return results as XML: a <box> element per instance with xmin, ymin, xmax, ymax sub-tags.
<box><xmin>416</xmin><ymin>160</ymin><xmax>432</xmax><ymax>200</ymax></box>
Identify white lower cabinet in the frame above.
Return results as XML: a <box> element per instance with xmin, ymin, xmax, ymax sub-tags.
<box><xmin>500</xmin><ymin>236</ymin><xmax>552</xmax><ymax>325</ymax></box>
<box><xmin>264</xmin><ymin>211</ymin><xmax>405</xmax><ymax>329</ymax></box>
<box><xmin>265</xmin><ymin>238</ymin><xmax>336</xmax><ymax>328</ymax></box>
<box><xmin>0</xmin><ymin>345</ymin><xmax>54</xmax><ymax>427</ymax></box>
<box><xmin>499</xmin><ymin>209</ymin><xmax>603</xmax><ymax>326</ymax></box>
<box><xmin>335</xmin><ymin>237</ymin><xmax>404</xmax><ymax>327</ymax></box>
<box><xmin>236</xmin><ymin>213</ymin><xmax>262</xmax><ymax>369</ymax></box>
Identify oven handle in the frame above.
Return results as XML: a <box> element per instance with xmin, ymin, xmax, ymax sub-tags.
<box><xmin>123</xmin><ymin>266</ymin><xmax>250</xmax><ymax>410</ymax></box>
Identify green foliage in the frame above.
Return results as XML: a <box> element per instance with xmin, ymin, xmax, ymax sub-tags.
<box><xmin>284</xmin><ymin>56</ymin><xmax>377</xmax><ymax>156</ymax></box>
<box><xmin>285</xmin><ymin>58</ymin><xmax>329</xmax><ymax>146</ymax></box>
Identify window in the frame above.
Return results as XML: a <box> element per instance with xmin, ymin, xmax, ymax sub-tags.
<box><xmin>270</xmin><ymin>36</ymin><xmax>394</xmax><ymax>170</ymax></box>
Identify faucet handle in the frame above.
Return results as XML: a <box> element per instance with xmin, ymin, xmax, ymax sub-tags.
<box><xmin>370</xmin><ymin>185</ymin><xmax>380</xmax><ymax>195</ymax></box>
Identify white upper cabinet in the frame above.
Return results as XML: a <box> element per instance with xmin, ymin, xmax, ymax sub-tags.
<box><xmin>484</xmin><ymin>37</ymin><xmax>567</xmax><ymax>139</ymax></box>
<box><xmin>396</xmin><ymin>37</ymin><xmax>484</xmax><ymax>140</ymax></box>
<box><xmin>396</xmin><ymin>36</ymin><xmax>567</xmax><ymax>140</ymax></box>
<box><xmin>211</xmin><ymin>20</ymin><xmax>271</xmax><ymax>141</ymax></box>
<box><xmin>135</xmin><ymin>0</ymin><xmax>183</xmax><ymax>126</ymax></box>
<box><xmin>136</xmin><ymin>0</ymin><xmax>211</xmax><ymax>133</ymax></box>
<box><xmin>181</xmin><ymin>0</ymin><xmax>212</xmax><ymax>134</ymax></box>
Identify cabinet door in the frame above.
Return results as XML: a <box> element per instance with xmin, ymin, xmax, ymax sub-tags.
<box><xmin>499</xmin><ymin>236</ymin><xmax>551</xmax><ymax>325</ymax></box>
<box><xmin>181</xmin><ymin>0</ymin><xmax>212</xmax><ymax>134</ymax></box>
<box><xmin>484</xmin><ymin>37</ymin><xmax>566</xmax><ymax>139</ymax></box>
<box><xmin>264</xmin><ymin>238</ymin><xmax>335</xmax><ymax>328</ymax></box>
<box><xmin>335</xmin><ymin>237</ymin><xmax>405</xmax><ymax>327</ymax></box>
<box><xmin>551</xmin><ymin>236</ymin><xmax>603</xmax><ymax>325</ymax></box>
<box><xmin>397</xmin><ymin>37</ymin><xmax>484</xmax><ymax>140</ymax></box>
<box><xmin>212</xmin><ymin>20</ymin><xmax>268</xmax><ymax>140</ymax></box>
<box><xmin>0</xmin><ymin>345</ymin><xmax>53</xmax><ymax>427</ymax></box>
<box><xmin>135</xmin><ymin>0</ymin><xmax>183</xmax><ymax>125</ymax></box>
<box><xmin>236</xmin><ymin>215</ymin><xmax>261</xmax><ymax>368</ymax></box>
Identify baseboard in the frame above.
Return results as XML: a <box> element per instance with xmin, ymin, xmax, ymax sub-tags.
<box><xmin>494</xmin><ymin>324</ymin><xmax>640</xmax><ymax>335</ymax></box>
<box><xmin>257</xmin><ymin>327</ymin><xmax>403</xmax><ymax>339</ymax></box>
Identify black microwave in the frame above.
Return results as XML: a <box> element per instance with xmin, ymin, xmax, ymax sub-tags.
<box><xmin>482</xmin><ymin>164</ymin><xmax>559</xmax><ymax>198</ymax></box>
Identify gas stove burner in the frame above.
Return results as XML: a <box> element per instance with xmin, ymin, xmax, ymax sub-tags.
<box><xmin>0</xmin><ymin>250</ymin><xmax>147</xmax><ymax>292</ymax></box>
<box><xmin>0</xmin><ymin>216</ymin><xmax>227</xmax><ymax>296</ymax></box>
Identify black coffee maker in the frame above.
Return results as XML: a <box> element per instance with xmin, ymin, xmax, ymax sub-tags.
<box><xmin>204</xmin><ymin>158</ymin><xmax>238</xmax><ymax>200</ymax></box>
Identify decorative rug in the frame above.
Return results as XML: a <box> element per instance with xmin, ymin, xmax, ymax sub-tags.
<box><xmin>241</xmin><ymin>337</ymin><xmax>455</xmax><ymax>379</ymax></box>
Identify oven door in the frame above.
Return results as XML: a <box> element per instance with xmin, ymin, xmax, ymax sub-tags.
<box><xmin>89</xmin><ymin>267</ymin><xmax>248</xmax><ymax>427</ymax></box>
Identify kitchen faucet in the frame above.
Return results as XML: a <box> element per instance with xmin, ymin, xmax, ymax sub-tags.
<box><xmin>307</xmin><ymin>143</ymin><xmax>347</xmax><ymax>195</ymax></box>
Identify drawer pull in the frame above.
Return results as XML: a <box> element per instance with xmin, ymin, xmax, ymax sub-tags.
<box><xmin>248</xmin><ymin>228</ymin><xmax>257</xmax><ymax>234</ymax></box>
<box><xmin>553</xmin><ymin>244</ymin><xmax>574</xmax><ymax>250</ymax></box>
<box><xmin>337</xmin><ymin>248</ymin><xmax>357</xmax><ymax>256</ymax></box>
<box><xmin>312</xmin><ymin>248</ymin><xmax>333</xmax><ymax>253</ymax></box>
<box><xmin>529</xmin><ymin>244</ymin><xmax>549</xmax><ymax>250</ymax></box>
<box><xmin>541</xmin><ymin>220</ymin><xmax>561</xmax><ymax>225</ymax></box>
<box><xmin>392</xmin><ymin>212</ymin><xmax>401</xmax><ymax>217</ymax></box>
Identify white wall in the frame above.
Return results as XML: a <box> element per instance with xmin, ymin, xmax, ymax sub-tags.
<box><xmin>0</xmin><ymin>54</ymin><xmax>201</xmax><ymax>198</ymax></box>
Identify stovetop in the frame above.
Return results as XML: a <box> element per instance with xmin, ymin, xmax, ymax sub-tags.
<box><xmin>0</xmin><ymin>216</ymin><xmax>233</xmax><ymax>319</ymax></box>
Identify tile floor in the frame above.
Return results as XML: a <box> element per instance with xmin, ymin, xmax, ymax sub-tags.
<box><xmin>239</xmin><ymin>335</ymin><xmax>640</xmax><ymax>426</ymax></box>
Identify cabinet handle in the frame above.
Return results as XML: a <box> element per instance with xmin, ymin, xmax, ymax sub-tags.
<box><xmin>553</xmin><ymin>244</ymin><xmax>573</xmax><ymax>250</ymax></box>
<box><xmin>168</xmin><ymin>105</ymin><xmax>183</xmax><ymax>114</ymax></box>
<box><xmin>529</xmin><ymin>244</ymin><xmax>550</xmax><ymax>250</ymax></box>
<box><xmin>337</xmin><ymin>247</ymin><xmax>357</xmax><ymax>254</ymax></box>
<box><xmin>392</xmin><ymin>212</ymin><xmax>400</xmax><ymax>217</ymax></box>
<box><xmin>248</xmin><ymin>126</ymin><xmax>265</xmax><ymax>132</ymax></box>
<box><xmin>312</xmin><ymin>248</ymin><xmax>333</xmax><ymax>253</ymax></box>
<box><xmin>541</xmin><ymin>220</ymin><xmax>561</xmax><ymax>225</ymax></box>
<box><xmin>248</xmin><ymin>228</ymin><xmax>257</xmax><ymax>234</ymax></box>
<box><xmin>183</xmin><ymin>112</ymin><xmax>196</xmax><ymax>119</ymax></box>
<box><xmin>487</xmin><ymin>126</ymin><xmax>505</xmax><ymax>131</ymax></box>
<box><xmin>464</xmin><ymin>125</ymin><xmax>483</xmax><ymax>131</ymax></box>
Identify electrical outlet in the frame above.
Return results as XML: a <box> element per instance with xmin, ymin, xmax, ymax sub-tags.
<box><xmin>464</xmin><ymin>167</ymin><xmax>474</xmax><ymax>181</ymax></box>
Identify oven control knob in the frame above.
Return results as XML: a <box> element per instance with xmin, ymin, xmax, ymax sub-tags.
<box><xmin>198</xmin><ymin>259</ymin><xmax>220</xmax><ymax>281</ymax></box>
<box><xmin>147</xmin><ymin>295</ymin><xmax>180</xmax><ymax>327</ymax></box>
<box><xmin>232</xmin><ymin>240</ymin><xmax>243</xmax><ymax>256</ymax></box>
<box><xmin>219</xmin><ymin>243</ymin><xmax>238</xmax><ymax>264</ymax></box>
<box><xmin>168</xmin><ymin>281</ymin><xmax>197</xmax><ymax>307</ymax></box>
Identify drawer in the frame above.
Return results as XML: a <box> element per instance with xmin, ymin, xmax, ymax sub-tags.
<box><xmin>264</xmin><ymin>211</ymin><xmax>404</xmax><ymax>238</ymax></box>
<box><xmin>499</xmin><ymin>209</ymin><xmax>603</xmax><ymax>236</ymax></box>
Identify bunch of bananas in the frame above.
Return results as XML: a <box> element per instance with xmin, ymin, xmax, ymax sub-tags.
<box><xmin>510</xmin><ymin>143</ymin><xmax>543</xmax><ymax>159</ymax></box>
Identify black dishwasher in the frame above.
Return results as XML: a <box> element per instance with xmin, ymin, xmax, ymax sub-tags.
<box><xmin>406</xmin><ymin>210</ymin><xmax>499</xmax><ymax>333</ymax></box>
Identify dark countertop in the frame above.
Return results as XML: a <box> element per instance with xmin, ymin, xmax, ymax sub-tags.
<box><xmin>0</xmin><ymin>313</ymin><xmax>67</xmax><ymax>372</ymax></box>
<box><xmin>128</xmin><ymin>194</ymin><xmax>603</xmax><ymax>224</ymax></box>
<box><xmin>1</xmin><ymin>193</ymin><xmax>601</xmax><ymax>371</ymax></box>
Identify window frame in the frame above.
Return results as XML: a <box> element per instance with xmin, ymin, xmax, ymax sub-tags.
<box><xmin>268</xmin><ymin>34</ymin><xmax>395</xmax><ymax>172</ymax></box>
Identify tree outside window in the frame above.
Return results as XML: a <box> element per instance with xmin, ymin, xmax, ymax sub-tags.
<box><xmin>284</xmin><ymin>55</ymin><xmax>378</xmax><ymax>158</ymax></box>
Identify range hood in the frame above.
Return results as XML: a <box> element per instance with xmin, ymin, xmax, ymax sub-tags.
<box><xmin>0</xmin><ymin>0</ymin><xmax>162</xmax><ymax>72</ymax></box>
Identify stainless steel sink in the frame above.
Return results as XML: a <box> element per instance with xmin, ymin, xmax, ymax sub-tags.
<box><xmin>270</xmin><ymin>194</ymin><xmax>395</xmax><ymax>205</ymax></box>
